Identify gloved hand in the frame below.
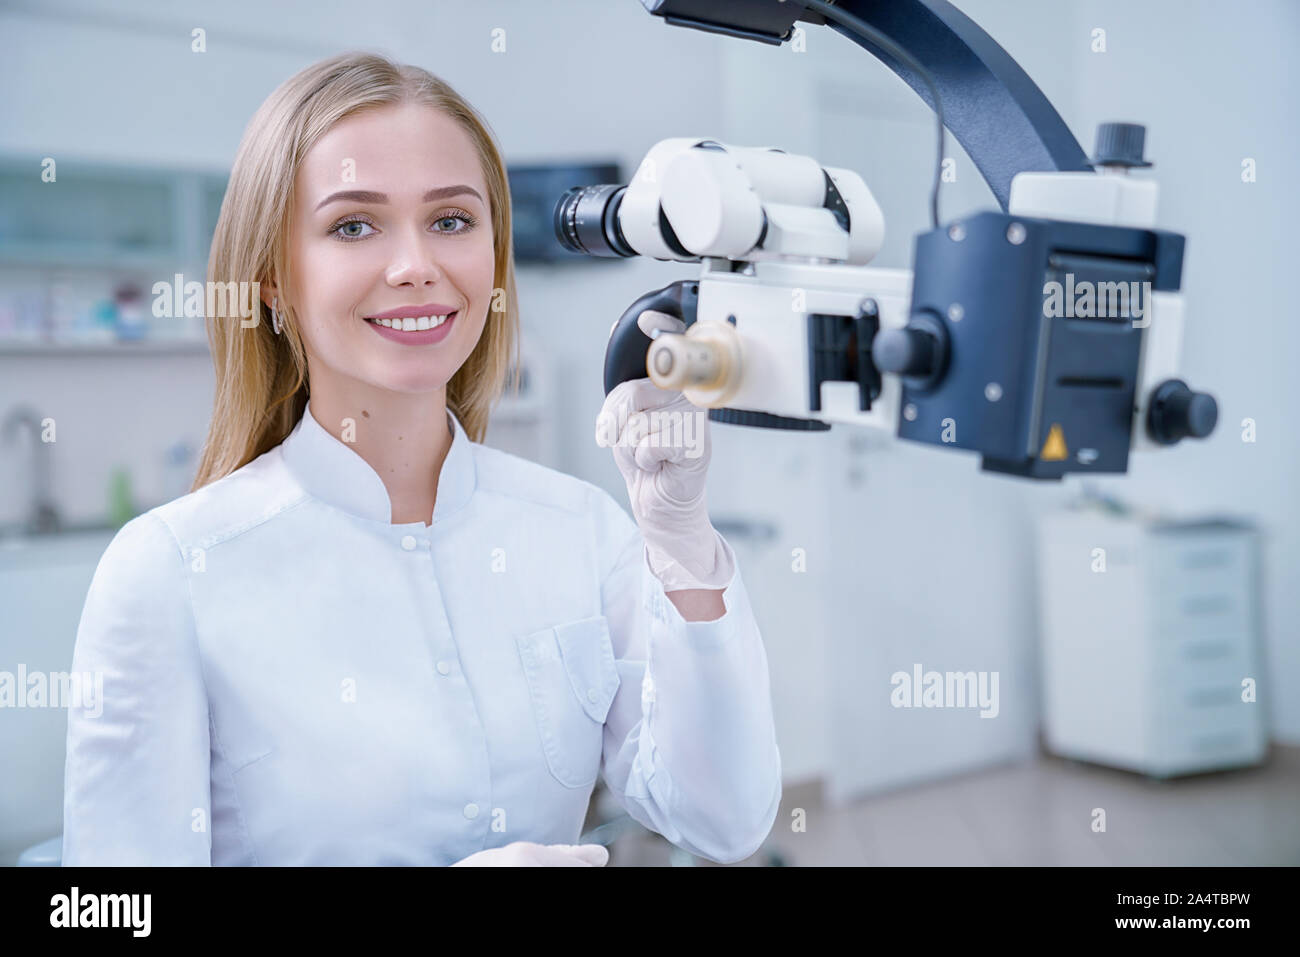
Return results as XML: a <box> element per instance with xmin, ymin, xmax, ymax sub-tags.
<box><xmin>451</xmin><ymin>841</ymin><xmax>609</xmax><ymax>866</ymax></box>
<box><xmin>595</xmin><ymin>310</ymin><xmax>736</xmax><ymax>593</ymax></box>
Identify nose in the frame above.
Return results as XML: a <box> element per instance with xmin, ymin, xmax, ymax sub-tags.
<box><xmin>385</xmin><ymin>223</ymin><xmax>445</xmax><ymax>288</ymax></box>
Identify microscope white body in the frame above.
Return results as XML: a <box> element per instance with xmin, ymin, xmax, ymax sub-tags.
<box><xmin>624</xmin><ymin>138</ymin><xmax>1188</xmax><ymax>456</ymax></box>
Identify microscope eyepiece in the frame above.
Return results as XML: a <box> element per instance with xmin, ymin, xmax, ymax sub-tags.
<box><xmin>553</xmin><ymin>184</ymin><xmax>637</xmax><ymax>258</ymax></box>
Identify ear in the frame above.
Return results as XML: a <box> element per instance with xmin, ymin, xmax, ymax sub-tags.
<box><xmin>259</xmin><ymin>280</ymin><xmax>280</xmax><ymax>309</ymax></box>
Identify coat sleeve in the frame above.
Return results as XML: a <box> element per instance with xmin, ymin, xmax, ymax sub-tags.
<box><xmin>61</xmin><ymin>510</ymin><xmax>212</xmax><ymax>866</ymax></box>
<box><xmin>588</xmin><ymin>484</ymin><xmax>783</xmax><ymax>864</ymax></box>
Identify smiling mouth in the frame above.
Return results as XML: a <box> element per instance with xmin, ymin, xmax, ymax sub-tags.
<box><xmin>364</xmin><ymin>311</ymin><xmax>456</xmax><ymax>331</ymax></box>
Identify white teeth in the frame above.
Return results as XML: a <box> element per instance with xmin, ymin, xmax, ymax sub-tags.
<box><xmin>371</xmin><ymin>313</ymin><xmax>452</xmax><ymax>331</ymax></box>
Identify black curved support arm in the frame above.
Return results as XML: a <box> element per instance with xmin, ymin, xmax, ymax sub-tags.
<box><xmin>828</xmin><ymin>0</ymin><xmax>1091</xmax><ymax>208</ymax></box>
<box><xmin>643</xmin><ymin>0</ymin><xmax>1093</xmax><ymax>209</ymax></box>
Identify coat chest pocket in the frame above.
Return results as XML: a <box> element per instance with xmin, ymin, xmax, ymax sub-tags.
<box><xmin>515</xmin><ymin>615</ymin><xmax>621</xmax><ymax>788</ymax></box>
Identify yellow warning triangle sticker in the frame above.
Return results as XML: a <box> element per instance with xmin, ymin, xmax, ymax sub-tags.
<box><xmin>1041</xmin><ymin>423</ymin><xmax>1068</xmax><ymax>461</ymax></box>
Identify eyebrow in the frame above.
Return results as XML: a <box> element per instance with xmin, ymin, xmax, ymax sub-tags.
<box><xmin>314</xmin><ymin>185</ymin><xmax>484</xmax><ymax>212</ymax></box>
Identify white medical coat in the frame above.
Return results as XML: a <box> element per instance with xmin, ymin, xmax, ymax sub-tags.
<box><xmin>61</xmin><ymin>400</ymin><xmax>781</xmax><ymax>865</ymax></box>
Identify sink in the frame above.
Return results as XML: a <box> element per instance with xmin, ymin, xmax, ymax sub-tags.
<box><xmin>0</xmin><ymin>524</ymin><xmax>118</xmax><ymax>866</ymax></box>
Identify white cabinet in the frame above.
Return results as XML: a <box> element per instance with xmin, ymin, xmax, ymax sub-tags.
<box><xmin>1036</xmin><ymin>510</ymin><xmax>1268</xmax><ymax>777</ymax></box>
<box><xmin>482</xmin><ymin>329</ymin><xmax>558</xmax><ymax>469</ymax></box>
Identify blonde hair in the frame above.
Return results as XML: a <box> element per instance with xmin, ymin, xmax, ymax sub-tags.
<box><xmin>192</xmin><ymin>51</ymin><xmax>521</xmax><ymax>492</ymax></box>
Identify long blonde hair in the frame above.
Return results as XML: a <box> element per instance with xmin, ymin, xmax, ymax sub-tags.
<box><xmin>192</xmin><ymin>51</ymin><xmax>521</xmax><ymax>492</ymax></box>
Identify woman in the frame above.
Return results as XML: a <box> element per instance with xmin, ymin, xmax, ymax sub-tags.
<box><xmin>61</xmin><ymin>52</ymin><xmax>780</xmax><ymax>867</ymax></box>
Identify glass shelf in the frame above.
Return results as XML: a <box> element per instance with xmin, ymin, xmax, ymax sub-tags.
<box><xmin>0</xmin><ymin>154</ymin><xmax>229</xmax><ymax>348</ymax></box>
<box><xmin>0</xmin><ymin>154</ymin><xmax>227</xmax><ymax>277</ymax></box>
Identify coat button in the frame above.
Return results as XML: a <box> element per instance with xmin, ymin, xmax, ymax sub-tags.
<box><xmin>401</xmin><ymin>535</ymin><xmax>417</xmax><ymax>550</ymax></box>
<box><xmin>436</xmin><ymin>660</ymin><xmax>451</xmax><ymax>676</ymax></box>
<box><xmin>587</xmin><ymin>688</ymin><xmax>599</xmax><ymax>704</ymax></box>
<box><xmin>463</xmin><ymin>803</ymin><xmax>479</xmax><ymax>819</ymax></box>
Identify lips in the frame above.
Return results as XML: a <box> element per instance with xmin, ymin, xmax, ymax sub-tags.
<box><xmin>364</xmin><ymin>310</ymin><xmax>457</xmax><ymax>345</ymax></box>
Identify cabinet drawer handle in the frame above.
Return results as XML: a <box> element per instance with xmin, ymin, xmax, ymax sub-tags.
<box><xmin>1192</xmin><ymin>731</ymin><xmax>1243</xmax><ymax>753</ymax></box>
<box><xmin>1183</xmin><ymin>640</ymin><xmax>1232</xmax><ymax>660</ymax></box>
<box><xmin>1179</xmin><ymin>548</ymin><xmax>1233</xmax><ymax>570</ymax></box>
<box><xmin>1180</xmin><ymin>594</ymin><xmax>1233</xmax><ymax>616</ymax></box>
<box><xmin>1185</xmin><ymin>686</ymin><xmax>1238</xmax><ymax>708</ymax></box>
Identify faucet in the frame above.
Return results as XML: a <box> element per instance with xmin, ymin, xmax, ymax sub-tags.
<box><xmin>2</xmin><ymin>404</ymin><xmax>61</xmax><ymax>535</ymax></box>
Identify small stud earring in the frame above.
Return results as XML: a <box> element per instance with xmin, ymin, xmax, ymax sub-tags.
<box><xmin>271</xmin><ymin>296</ymin><xmax>282</xmax><ymax>335</ymax></box>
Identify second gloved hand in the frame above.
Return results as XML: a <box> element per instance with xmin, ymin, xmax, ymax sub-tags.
<box><xmin>594</xmin><ymin>310</ymin><xmax>736</xmax><ymax>593</ymax></box>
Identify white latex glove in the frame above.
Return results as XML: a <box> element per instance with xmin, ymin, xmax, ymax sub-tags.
<box><xmin>451</xmin><ymin>841</ymin><xmax>609</xmax><ymax>867</ymax></box>
<box><xmin>594</xmin><ymin>310</ymin><xmax>736</xmax><ymax>593</ymax></box>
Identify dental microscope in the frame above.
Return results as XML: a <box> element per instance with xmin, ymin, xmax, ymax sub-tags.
<box><xmin>552</xmin><ymin>0</ymin><xmax>1218</xmax><ymax>480</ymax></box>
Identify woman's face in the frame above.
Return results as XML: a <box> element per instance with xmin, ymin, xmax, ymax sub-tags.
<box><xmin>277</xmin><ymin>102</ymin><xmax>496</xmax><ymax>396</ymax></box>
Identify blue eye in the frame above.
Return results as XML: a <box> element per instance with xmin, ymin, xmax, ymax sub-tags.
<box><xmin>328</xmin><ymin>211</ymin><xmax>479</xmax><ymax>242</ymax></box>
<box><xmin>330</xmin><ymin>217</ymin><xmax>376</xmax><ymax>241</ymax></box>
<box><xmin>434</xmin><ymin>211</ymin><xmax>479</xmax><ymax>234</ymax></box>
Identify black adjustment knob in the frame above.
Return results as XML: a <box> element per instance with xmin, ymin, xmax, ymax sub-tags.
<box><xmin>872</xmin><ymin>326</ymin><xmax>937</xmax><ymax>376</ymax></box>
<box><xmin>871</xmin><ymin>311</ymin><xmax>948</xmax><ymax>392</ymax></box>
<box><xmin>1148</xmin><ymin>378</ymin><xmax>1218</xmax><ymax>444</ymax></box>
<box><xmin>1090</xmin><ymin>122</ymin><xmax>1153</xmax><ymax>169</ymax></box>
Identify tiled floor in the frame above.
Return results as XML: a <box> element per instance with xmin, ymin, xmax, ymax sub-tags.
<box><xmin>597</xmin><ymin>744</ymin><xmax>1300</xmax><ymax>866</ymax></box>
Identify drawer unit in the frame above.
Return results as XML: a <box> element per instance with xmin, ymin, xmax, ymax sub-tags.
<box><xmin>1037</xmin><ymin>509</ymin><xmax>1267</xmax><ymax>777</ymax></box>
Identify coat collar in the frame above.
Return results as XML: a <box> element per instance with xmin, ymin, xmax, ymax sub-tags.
<box><xmin>280</xmin><ymin>398</ymin><xmax>475</xmax><ymax>526</ymax></box>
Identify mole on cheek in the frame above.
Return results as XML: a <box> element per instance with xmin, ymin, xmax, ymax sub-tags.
<box><xmin>361</xmin><ymin>410</ymin><xmax>369</xmax><ymax>418</ymax></box>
